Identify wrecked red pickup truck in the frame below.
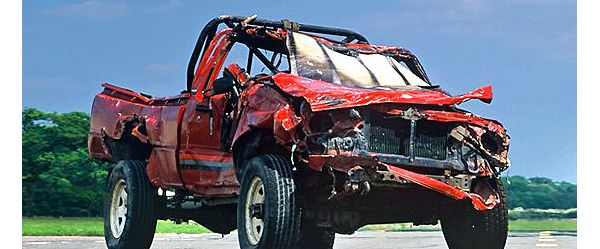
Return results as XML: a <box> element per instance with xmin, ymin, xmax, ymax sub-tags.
<box><xmin>89</xmin><ymin>15</ymin><xmax>511</xmax><ymax>249</ymax></box>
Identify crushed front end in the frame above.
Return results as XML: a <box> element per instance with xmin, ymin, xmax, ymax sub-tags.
<box><xmin>275</xmin><ymin>101</ymin><xmax>510</xmax><ymax>232</ymax></box>
<box><xmin>302</xmin><ymin>104</ymin><xmax>509</xmax><ymax>204</ymax></box>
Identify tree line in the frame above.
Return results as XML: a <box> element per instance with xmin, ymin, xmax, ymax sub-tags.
<box><xmin>22</xmin><ymin>108</ymin><xmax>576</xmax><ymax>217</ymax></box>
<box><xmin>22</xmin><ymin>108</ymin><xmax>109</xmax><ymax>216</ymax></box>
<box><xmin>502</xmin><ymin>175</ymin><xmax>576</xmax><ymax>209</ymax></box>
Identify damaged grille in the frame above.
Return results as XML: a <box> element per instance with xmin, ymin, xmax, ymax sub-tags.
<box><xmin>368</xmin><ymin>125</ymin><xmax>403</xmax><ymax>155</ymax></box>
<box><xmin>407</xmin><ymin>129</ymin><xmax>448</xmax><ymax>160</ymax></box>
<box><xmin>367</xmin><ymin>116</ymin><xmax>449</xmax><ymax>160</ymax></box>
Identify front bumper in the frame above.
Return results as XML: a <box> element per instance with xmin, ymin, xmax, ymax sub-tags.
<box><xmin>307</xmin><ymin>155</ymin><xmax>500</xmax><ymax>211</ymax></box>
<box><xmin>385</xmin><ymin>163</ymin><xmax>499</xmax><ymax>211</ymax></box>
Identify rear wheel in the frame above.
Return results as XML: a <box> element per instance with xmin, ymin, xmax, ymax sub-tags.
<box><xmin>237</xmin><ymin>154</ymin><xmax>300</xmax><ymax>249</ymax></box>
<box><xmin>104</xmin><ymin>160</ymin><xmax>158</xmax><ymax>249</ymax></box>
<box><xmin>441</xmin><ymin>178</ymin><xmax>508</xmax><ymax>249</ymax></box>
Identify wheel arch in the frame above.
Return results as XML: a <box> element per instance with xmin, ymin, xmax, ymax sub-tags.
<box><xmin>231</xmin><ymin>128</ymin><xmax>289</xmax><ymax>181</ymax></box>
<box><xmin>103</xmin><ymin>117</ymin><xmax>152</xmax><ymax>163</ymax></box>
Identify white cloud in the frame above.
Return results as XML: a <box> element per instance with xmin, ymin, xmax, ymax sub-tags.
<box><xmin>48</xmin><ymin>0</ymin><xmax>128</xmax><ymax>19</ymax></box>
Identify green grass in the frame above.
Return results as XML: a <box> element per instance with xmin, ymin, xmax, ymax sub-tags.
<box><xmin>22</xmin><ymin>217</ymin><xmax>210</xmax><ymax>236</ymax></box>
<box><xmin>23</xmin><ymin>217</ymin><xmax>577</xmax><ymax>236</ymax></box>
<box><xmin>508</xmin><ymin>219</ymin><xmax>577</xmax><ymax>232</ymax></box>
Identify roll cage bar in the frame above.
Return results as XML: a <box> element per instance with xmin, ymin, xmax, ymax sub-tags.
<box><xmin>186</xmin><ymin>15</ymin><xmax>370</xmax><ymax>92</ymax></box>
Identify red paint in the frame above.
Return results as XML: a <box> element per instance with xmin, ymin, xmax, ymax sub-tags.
<box><xmin>192</xmin><ymin>29</ymin><xmax>234</xmax><ymax>90</ymax></box>
<box><xmin>179</xmin><ymin>152</ymin><xmax>238</xmax><ymax>192</ymax></box>
<box><xmin>386</xmin><ymin>164</ymin><xmax>499</xmax><ymax>210</ymax></box>
<box><xmin>421</xmin><ymin>110</ymin><xmax>505</xmax><ymax>134</ymax></box>
<box><xmin>225</xmin><ymin>63</ymin><xmax>249</xmax><ymax>83</ymax></box>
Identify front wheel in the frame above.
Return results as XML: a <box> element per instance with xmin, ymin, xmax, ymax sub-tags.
<box><xmin>237</xmin><ymin>154</ymin><xmax>300</xmax><ymax>249</ymax></box>
<box><xmin>441</xmin><ymin>177</ymin><xmax>508</xmax><ymax>249</ymax></box>
<box><xmin>104</xmin><ymin>160</ymin><xmax>158</xmax><ymax>249</ymax></box>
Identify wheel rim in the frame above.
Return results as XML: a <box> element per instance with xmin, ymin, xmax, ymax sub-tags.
<box><xmin>109</xmin><ymin>179</ymin><xmax>128</xmax><ymax>238</ymax></box>
<box><xmin>245</xmin><ymin>176</ymin><xmax>265</xmax><ymax>246</ymax></box>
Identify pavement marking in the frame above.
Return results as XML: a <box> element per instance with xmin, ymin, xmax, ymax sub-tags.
<box><xmin>536</xmin><ymin>231</ymin><xmax>558</xmax><ymax>248</ymax></box>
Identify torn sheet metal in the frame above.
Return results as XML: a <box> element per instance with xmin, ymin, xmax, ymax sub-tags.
<box><xmin>231</xmin><ymin>82</ymin><xmax>291</xmax><ymax>145</ymax></box>
<box><xmin>270</xmin><ymin>73</ymin><xmax>493</xmax><ymax>112</ymax></box>
<box><xmin>385</xmin><ymin>164</ymin><xmax>499</xmax><ymax>211</ymax></box>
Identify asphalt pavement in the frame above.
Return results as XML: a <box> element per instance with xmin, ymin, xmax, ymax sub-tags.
<box><xmin>22</xmin><ymin>231</ymin><xmax>577</xmax><ymax>249</ymax></box>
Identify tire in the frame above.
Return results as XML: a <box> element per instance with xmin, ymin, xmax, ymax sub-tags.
<box><xmin>104</xmin><ymin>160</ymin><xmax>158</xmax><ymax>249</ymax></box>
<box><xmin>237</xmin><ymin>154</ymin><xmax>300</xmax><ymax>249</ymax></box>
<box><xmin>298</xmin><ymin>222</ymin><xmax>335</xmax><ymax>249</ymax></box>
<box><xmin>441</xmin><ymin>177</ymin><xmax>508</xmax><ymax>249</ymax></box>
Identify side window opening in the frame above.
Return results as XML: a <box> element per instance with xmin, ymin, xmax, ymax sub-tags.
<box><xmin>221</xmin><ymin>43</ymin><xmax>250</xmax><ymax>76</ymax></box>
<box><xmin>221</xmin><ymin>43</ymin><xmax>290</xmax><ymax>80</ymax></box>
<box><xmin>247</xmin><ymin>49</ymin><xmax>290</xmax><ymax>76</ymax></box>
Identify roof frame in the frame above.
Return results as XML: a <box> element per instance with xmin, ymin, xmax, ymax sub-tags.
<box><xmin>187</xmin><ymin>15</ymin><xmax>369</xmax><ymax>91</ymax></box>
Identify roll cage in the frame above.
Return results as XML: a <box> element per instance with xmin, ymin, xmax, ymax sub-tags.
<box><xmin>187</xmin><ymin>15</ymin><xmax>371</xmax><ymax>92</ymax></box>
<box><xmin>187</xmin><ymin>15</ymin><xmax>431</xmax><ymax>94</ymax></box>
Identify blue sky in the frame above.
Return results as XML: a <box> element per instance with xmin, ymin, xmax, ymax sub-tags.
<box><xmin>23</xmin><ymin>0</ymin><xmax>576</xmax><ymax>182</ymax></box>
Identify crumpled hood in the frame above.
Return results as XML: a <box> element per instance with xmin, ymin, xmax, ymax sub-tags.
<box><xmin>271</xmin><ymin>73</ymin><xmax>493</xmax><ymax>111</ymax></box>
